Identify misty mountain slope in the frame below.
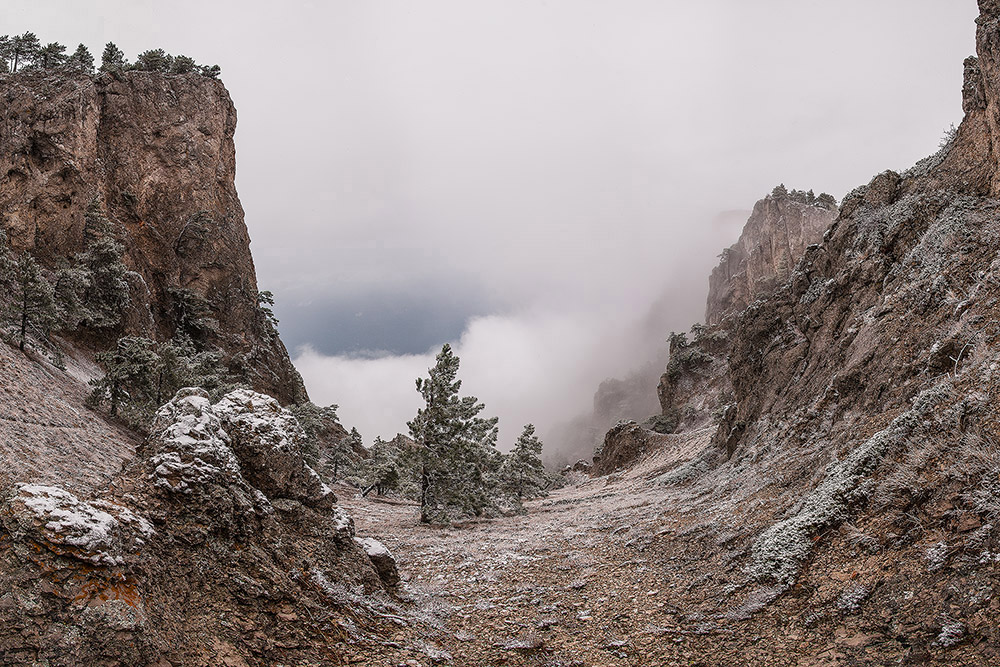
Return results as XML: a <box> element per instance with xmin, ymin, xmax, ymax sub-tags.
<box><xmin>572</xmin><ymin>2</ymin><xmax>1000</xmax><ymax>662</ymax></box>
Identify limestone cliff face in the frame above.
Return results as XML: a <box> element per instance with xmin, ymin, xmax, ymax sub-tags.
<box><xmin>706</xmin><ymin>195</ymin><xmax>836</xmax><ymax>327</ymax></box>
<box><xmin>0</xmin><ymin>69</ymin><xmax>305</xmax><ymax>404</ymax></box>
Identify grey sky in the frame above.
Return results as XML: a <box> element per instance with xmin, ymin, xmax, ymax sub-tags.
<box><xmin>4</xmin><ymin>1</ymin><xmax>980</xmax><ymax>446</ymax></box>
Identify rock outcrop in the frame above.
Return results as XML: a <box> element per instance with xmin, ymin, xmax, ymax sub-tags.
<box><xmin>706</xmin><ymin>193</ymin><xmax>836</xmax><ymax>326</ymax></box>
<box><xmin>0</xmin><ymin>388</ymin><xmax>401</xmax><ymax>666</ymax></box>
<box><xmin>0</xmin><ymin>69</ymin><xmax>305</xmax><ymax>404</ymax></box>
<box><xmin>593</xmin><ymin>191</ymin><xmax>837</xmax><ymax>472</ymax></box>
<box><xmin>592</xmin><ymin>419</ymin><xmax>674</xmax><ymax>475</ymax></box>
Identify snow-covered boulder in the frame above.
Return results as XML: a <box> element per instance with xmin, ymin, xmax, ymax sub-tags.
<box><xmin>1</xmin><ymin>484</ymin><xmax>153</xmax><ymax>566</ymax></box>
<box><xmin>148</xmin><ymin>387</ymin><xmax>244</xmax><ymax>494</ymax></box>
<box><xmin>354</xmin><ymin>536</ymin><xmax>400</xmax><ymax>586</ymax></box>
<box><xmin>214</xmin><ymin>389</ymin><xmax>336</xmax><ymax>510</ymax></box>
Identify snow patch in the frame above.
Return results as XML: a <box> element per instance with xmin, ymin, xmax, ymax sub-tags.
<box><xmin>354</xmin><ymin>536</ymin><xmax>391</xmax><ymax>558</ymax></box>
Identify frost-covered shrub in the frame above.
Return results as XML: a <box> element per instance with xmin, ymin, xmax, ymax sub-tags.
<box><xmin>835</xmin><ymin>584</ymin><xmax>871</xmax><ymax>613</ymax></box>
<box><xmin>747</xmin><ymin>383</ymin><xmax>952</xmax><ymax>585</ymax></box>
<box><xmin>936</xmin><ymin>620</ymin><xmax>965</xmax><ymax>647</ymax></box>
<box><xmin>925</xmin><ymin>541</ymin><xmax>950</xmax><ymax>572</ymax></box>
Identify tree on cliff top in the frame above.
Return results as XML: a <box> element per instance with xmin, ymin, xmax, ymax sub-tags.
<box><xmin>0</xmin><ymin>32</ymin><xmax>41</xmax><ymax>73</ymax></box>
<box><xmin>99</xmin><ymin>42</ymin><xmax>127</xmax><ymax>72</ymax></box>
<box><xmin>36</xmin><ymin>42</ymin><xmax>67</xmax><ymax>69</ymax></box>
<box><xmin>132</xmin><ymin>48</ymin><xmax>173</xmax><ymax>72</ymax></box>
<box><xmin>68</xmin><ymin>44</ymin><xmax>95</xmax><ymax>73</ymax></box>
<box><xmin>408</xmin><ymin>344</ymin><xmax>500</xmax><ymax>523</ymax></box>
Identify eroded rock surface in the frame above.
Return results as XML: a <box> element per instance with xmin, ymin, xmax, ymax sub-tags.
<box><xmin>0</xmin><ymin>389</ymin><xmax>400</xmax><ymax>666</ymax></box>
<box><xmin>0</xmin><ymin>69</ymin><xmax>305</xmax><ymax>404</ymax></box>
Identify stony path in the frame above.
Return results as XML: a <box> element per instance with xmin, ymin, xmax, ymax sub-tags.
<box><xmin>338</xmin><ymin>430</ymin><xmax>732</xmax><ymax>666</ymax></box>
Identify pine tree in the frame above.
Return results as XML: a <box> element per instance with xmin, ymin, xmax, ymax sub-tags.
<box><xmin>200</xmin><ymin>64</ymin><xmax>221</xmax><ymax>79</ymax></box>
<box><xmin>362</xmin><ymin>436</ymin><xmax>401</xmax><ymax>497</ymax></box>
<box><xmin>499</xmin><ymin>424</ymin><xmax>551</xmax><ymax>508</ymax></box>
<box><xmin>171</xmin><ymin>55</ymin><xmax>197</xmax><ymax>74</ymax></box>
<box><xmin>36</xmin><ymin>42</ymin><xmax>67</xmax><ymax>69</ymax></box>
<box><xmin>99</xmin><ymin>42</ymin><xmax>127</xmax><ymax>72</ymax></box>
<box><xmin>67</xmin><ymin>44</ymin><xmax>95</xmax><ymax>73</ymax></box>
<box><xmin>257</xmin><ymin>290</ymin><xmax>279</xmax><ymax>340</ymax></box>
<box><xmin>3</xmin><ymin>252</ymin><xmax>58</xmax><ymax>352</ymax></box>
<box><xmin>88</xmin><ymin>337</ymin><xmax>158</xmax><ymax>418</ymax></box>
<box><xmin>0</xmin><ymin>36</ymin><xmax>11</xmax><ymax>73</ymax></box>
<box><xmin>9</xmin><ymin>32</ymin><xmax>40</xmax><ymax>73</ymax></box>
<box><xmin>133</xmin><ymin>48</ymin><xmax>173</xmax><ymax>72</ymax></box>
<box><xmin>78</xmin><ymin>199</ymin><xmax>129</xmax><ymax>329</ymax></box>
<box><xmin>290</xmin><ymin>401</ymin><xmax>344</xmax><ymax>471</ymax></box>
<box><xmin>168</xmin><ymin>287</ymin><xmax>218</xmax><ymax>342</ymax></box>
<box><xmin>152</xmin><ymin>334</ymin><xmax>225</xmax><ymax>406</ymax></box>
<box><xmin>817</xmin><ymin>192</ymin><xmax>838</xmax><ymax>210</ymax></box>
<box><xmin>52</xmin><ymin>262</ymin><xmax>90</xmax><ymax>330</ymax></box>
<box><xmin>407</xmin><ymin>344</ymin><xmax>499</xmax><ymax>523</ymax></box>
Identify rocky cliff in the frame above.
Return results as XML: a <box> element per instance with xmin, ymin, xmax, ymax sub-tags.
<box><xmin>0</xmin><ymin>68</ymin><xmax>305</xmax><ymax>404</ymax></box>
<box><xmin>0</xmin><ymin>389</ymin><xmax>405</xmax><ymax>666</ymax></box>
<box><xmin>596</xmin><ymin>191</ymin><xmax>837</xmax><ymax>474</ymax></box>
<box><xmin>586</xmin><ymin>3</ymin><xmax>1000</xmax><ymax>661</ymax></box>
<box><xmin>706</xmin><ymin>193</ymin><xmax>836</xmax><ymax>326</ymax></box>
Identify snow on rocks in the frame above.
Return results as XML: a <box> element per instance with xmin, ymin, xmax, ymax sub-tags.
<box><xmin>214</xmin><ymin>389</ymin><xmax>336</xmax><ymax>510</ymax></box>
<box><xmin>147</xmin><ymin>387</ymin><xmax>243</xmax><ymax>494</ymax></box>
<box><xmin>355</xmin><ymin>536</ymin><xmax>400</xmax><ymax>587</ymax></box>
<box><xmin>147</xmin><ymin>388</ymin><xmax>333</xmax><ymax>510</ymax></box>
<box><xmin>2</xmin><ymin>484</ymin><xmax>151</xmax><ymax>565</ymax></box>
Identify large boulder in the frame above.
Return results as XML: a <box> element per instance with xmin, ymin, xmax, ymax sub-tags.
<box><xmin>215</xmin><ymin>389</ymin><xmax>336</xmax><ymax>510</ymax></box>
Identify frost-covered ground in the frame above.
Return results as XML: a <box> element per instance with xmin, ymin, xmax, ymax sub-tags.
<box><xmin>338</xmin><ymin>418</ymin><xmax>999</xmax><ymax>666</ymax></box>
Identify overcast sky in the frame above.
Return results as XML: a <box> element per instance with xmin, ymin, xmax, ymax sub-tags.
<box><xmin>4</xmin><ymin>1</ymin><xmax>980</xmax><ymax>448</ymax></box>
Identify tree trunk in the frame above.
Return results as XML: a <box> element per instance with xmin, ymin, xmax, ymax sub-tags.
<box><xmin>419</xmin><ymin>464</ymin><xmax>430</xmax><ymax>524</ymax></box>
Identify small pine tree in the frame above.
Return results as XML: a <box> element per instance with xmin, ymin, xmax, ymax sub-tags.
<box><xmin>171</xmin><ymin>55</ymin><xmax>197</xmax><ymax>74</ymax></box>
<box><xmin>52</xmin><ymin>262</ymin><xmax>90</xmax><ymax>330</ymax></box>
<box><xmin>257</xmin><ymin>290</ymin><xmax>279</xmax><ymax>340</ymax></box>
<box><xmin>200</xmin><ymin>64</ymin><xmax>221</xmax><ymax>79</ymax></box>
<box><xmin>771</xmin><ymin>183</ymin><xmax>788</xmax><ymax>198</ymax></box>
<box><xmin>0</xmin><ymin>36</ymin><xmax>11</xmax><ymax>73</ymax></box>
<box><xmin>168</xmin><ymin>287</ymin><xmax>219</xmax><ymax>342</ymax></box>
<box><xmin>88</xmin><ymin>336</ymin><xmax>158</xmax><ymax>418</ymax></box>
<box><xmin>816</xmin><ymin>192</ymin><xmax>838</xmax><ymax>210</ymax></box>
<box><xmin>499</xmin><ymin>424</ymin><xmax>551</xmax><ymax>509</ymax></box>
<box><xmin>290</xmin><ymin>401</ymin><xmax>344</xmax><ymax>471</ymax></box>
<box><xmin>67</xmin><ymin>44</ymin><xmax>95</xmax><ymax>73</ymax></box>
<box><xmin>151</xmin><ymin>334</ymin><xmax>226</xmax><ymax>406</ymax></box>
<box><xmin>362</xmin><ymin>436</ymin><xmax>401</xmax><ymax>496</ymax></box>
<box><xmin>3</xmin><ymin>252</ymin><xmax>58</xmax><ymax>352</ymax></box>
<box><xmin>99</xmin><ymin>42</ymin><xmax>127</xmax><ymax>72</ymax></box>
<box><xmin>407</xmin><ymin>344</ymin><xmax>500</xmax><ymax>523</ymax></box>
<box><xmin>36</xmin><ymin>42</ymin><xmax>67</xmax><ymax>69</ymax></box>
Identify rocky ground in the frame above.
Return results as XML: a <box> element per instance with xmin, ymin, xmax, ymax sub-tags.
<box><xmin>338</xmin><ymin>425</ymin><xmax>1000</xmax><ymax>667</ymax></box>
